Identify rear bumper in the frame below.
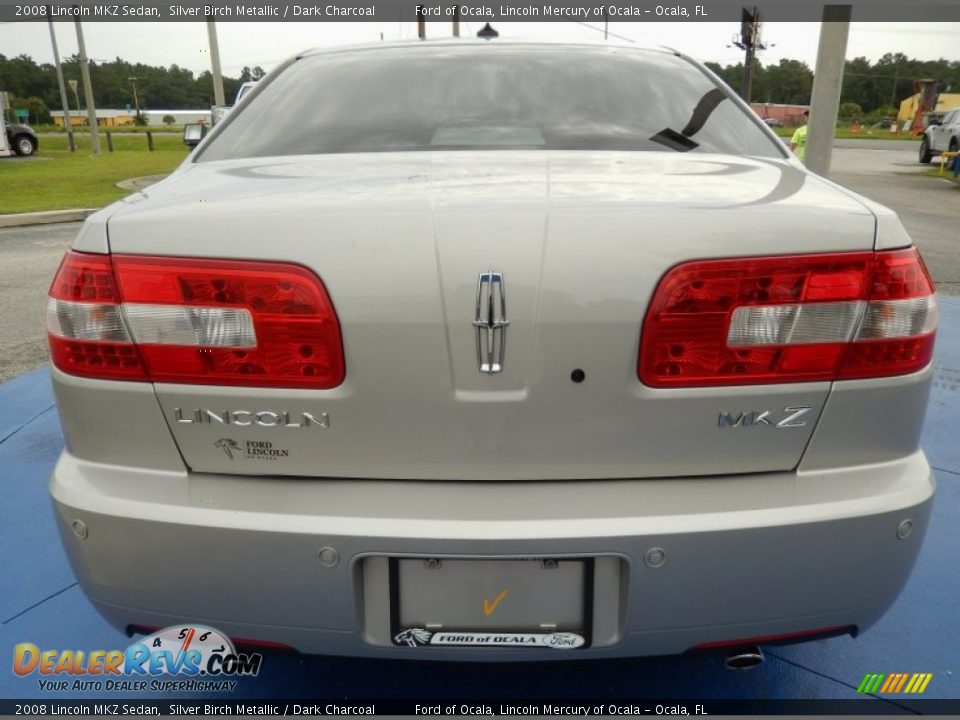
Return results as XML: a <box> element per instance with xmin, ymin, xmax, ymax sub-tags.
<box><xmin>50</xmin><ymin>450</ymin><xmax>934</xmax><ymax>660</ymax></box>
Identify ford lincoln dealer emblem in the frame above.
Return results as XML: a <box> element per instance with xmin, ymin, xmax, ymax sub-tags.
<box><xmin>215</xmin><ymin>438</ymin><xmax>242</xmax><ymax>459</ymax></box>
<box><xmin>473</xmin><ymin>271</ymin><xmax>509</xmax><ymax>374</ymax></box>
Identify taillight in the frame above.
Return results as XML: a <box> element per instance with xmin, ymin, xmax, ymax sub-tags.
<box><xmin>47</xmin><ymin>251</ymin><xmax>344</xmax><ymax>388</ymax></box>
<box><xmin>639</xmin><ymin>248</ymin><xmax>937</xmax><ymax>387</ymax></box>
<box><xmin>47</xmin><ymin>252</ymin><xmax>148</xmax><ymax>381</ymax></box>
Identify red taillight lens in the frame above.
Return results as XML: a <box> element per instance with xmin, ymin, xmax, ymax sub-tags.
<box><xmin>639</xmin><ymin>248</ymin><xmax>937</xmax><ymax>387</ymax></box>
<box><xmin>47</xmin><ymin>251</ymin><xmax>345</xmax><ymax>389</ymax></box>
<box><xmin>46</xmin><ymin>251</ymin><xmax>148</xmax><ymax>381</ymax></box>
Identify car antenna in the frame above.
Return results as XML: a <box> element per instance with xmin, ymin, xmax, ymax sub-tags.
<box><xmin>477</xmin><ymin>23</ymin><xmax>499</xmax><ymax>39</ymax></box>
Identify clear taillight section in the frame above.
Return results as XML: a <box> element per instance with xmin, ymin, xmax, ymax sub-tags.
<box><xmin>46</xmin><ymin>252</ymin><xmax>147</xmax><ymax>380</ymax></box>
<box><xmin>639</xmin><ymin>248</ymin><xmax>937</xmax><ymax>387</ymax></box>
<box><xmin>47</xmin><ymin>251</ymin><xmax>344</xmax><ymax>388</ymax></box>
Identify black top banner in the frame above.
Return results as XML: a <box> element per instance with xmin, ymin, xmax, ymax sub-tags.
<box><xmin>1</xmin><ymin>0</ymin><xmax>960</xmax><ymax>23</ymax></box>
<box><xmin>4</xmin><ymin>699</ymin><xmax>960</xmax><ymax>715</ymax></box>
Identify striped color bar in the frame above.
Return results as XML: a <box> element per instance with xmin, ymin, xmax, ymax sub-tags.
<box><xmin>857</xmin><ymin>673</ymin><xmax>933</xmax><ymax>694</ymax></box>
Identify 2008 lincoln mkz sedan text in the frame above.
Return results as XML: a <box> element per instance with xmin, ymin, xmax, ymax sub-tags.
<box><xmin>45</xmin><ymin>40</ymin><xmax>938</xmax><ymax>660</ymax></box>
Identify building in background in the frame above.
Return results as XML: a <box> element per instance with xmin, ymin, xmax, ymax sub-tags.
<box><xmin>898</xmin><ymin>92</ymin><xmax>960</xmax><ymax>125</ymax></box>
<box><xmin>750</xmin><ymin>103</ymin><xmax>810</xmax><ymax>127</ymax></box>
<box><xmin>51</xmin><ymin>109</ymin><xmax>212</xmax><ymax>127</ymax></box>
<box><xmin>143</xmin><ymin>110</ymin><xmax>213</xmax><ymax>125</ymax></box>
<box><xmin>51</xmin><ymin>109</ymin><xmax>134</xmax><ymax>127</ymax></box>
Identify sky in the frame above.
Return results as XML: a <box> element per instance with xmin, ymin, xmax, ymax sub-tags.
<box><xmin>0</xmin><ymin>20</ymin><xmax>958</xmax><ymax>78</ymax></box>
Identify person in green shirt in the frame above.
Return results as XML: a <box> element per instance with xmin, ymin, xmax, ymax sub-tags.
<box><xmin>790</xmin><ymin>110</ymin><xmax>810</xmax><ymax>161</ymax></box>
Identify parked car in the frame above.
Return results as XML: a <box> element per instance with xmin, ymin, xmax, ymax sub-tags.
<box><xmin>46</xmin><ymin>40</ymin><xmax>938</xmax><ymax>661</ymax></box>
<box><xmin>762</xmin><ymin>116</ymin><xmax>782</xmax><ymax>128</ymax></box>
<box><xmin>5</xmin><ymin>121</ymin><xmax>38</xmax><ymax>156</ymax></box>
<box><xmin>919</xmin><ymin>108</ymin><xmax>960</xmax><ymax>163</ymax></box>
<box><xmin>210</xmin><ymin>80</ymin><xmax>258</xmax><ymax>127</ymax></box>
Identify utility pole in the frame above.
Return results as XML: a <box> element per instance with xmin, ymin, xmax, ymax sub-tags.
<box><xmin>68</xmin><ymin>79</ymin><xmax>81</xmax><ymax>115</ymax></box>
<box><xmin>805</xmin><ymin>5</ymin><xmax>851</xmax><ymax>175</ymax></box>
<box><xmin>417</xmin><ymin>7</ymin><xmax>426</xmax><ymax>39</ymax></box>
<box><xmin>47</xmin><ymin>11</ymin><xmax>75</xmax><ymax>152</ymax></box>
<box><xmin>128</xmin><ymin>76</ymin><xmax>141</xmax><ymax>119</ymax></box>
<box><xmin>206</xmin><ymin>18</ymin><xmax>226</xmax><ymax>107</ymax></box>
<box><xmin>890</xmin><ymin>60</ymin><xmax>899</xmax><ymax>109</ymax></box>
<box><xmin>451</xmin><ymin>5</ymin><xmax>459</xmax><ymax>37</ymax></box>
<box><xmin>732</xmin><ymin>6</ymin><xmax>766</xmax><ymax>103</ymax></box>
<box><xmin>74</xmin><ymin>20</ymin><xmax>100</xmax><ymax>154</ymax></box>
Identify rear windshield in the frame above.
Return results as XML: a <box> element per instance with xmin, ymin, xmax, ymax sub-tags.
<box><xmin>197</xmin><ymin>45</ymin><xmax>783</xmax><ymax>162</ymax></box>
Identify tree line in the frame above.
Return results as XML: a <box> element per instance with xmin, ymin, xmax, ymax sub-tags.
<box><xmin>3</xmin><ymin>50</ymin><xmax>960</xmax><ymax>125</ymax></box>
<box><xmin>1</xmin><ymin>52</ymin><xmax>265</xmax><ymax>124</ymax></box>
<box><xmin>706</xmin><ymin>52</ymin><xmax>960</xmax><ymax>121</ymax></box>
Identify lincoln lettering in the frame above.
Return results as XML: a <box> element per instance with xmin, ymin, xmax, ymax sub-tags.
<box><xmin>173</xmin><ymin>408</ymin><xmax>329</xmax><ymax>429</ymax></box>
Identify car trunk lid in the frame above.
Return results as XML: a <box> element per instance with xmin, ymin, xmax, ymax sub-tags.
<box><xmin>105</xmin><ymin>151</ymin><xmax>877</xmax><ymax>480</ymax></box>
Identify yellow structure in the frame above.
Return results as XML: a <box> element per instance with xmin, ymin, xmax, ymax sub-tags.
<box><xmin>51</xmin><ymin>110</ymin><xmax>137</xmax><ymax>127</ymax></box>
<box><xmin>898</xmin><ymin>93</ymin><xmax>960</xmax><ymax>124</ymax></box>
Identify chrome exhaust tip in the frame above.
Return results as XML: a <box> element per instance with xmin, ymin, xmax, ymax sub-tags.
<box><xmin>725</xmin><ymin>646</ymin><xmax>764</xmax><ymax>670</ymax></box>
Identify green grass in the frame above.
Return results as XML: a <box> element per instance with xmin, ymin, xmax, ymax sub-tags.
<box><xmin>1</xmin><ymin>134</ymin><xmax>189</xmax><ymax>214</ymax></box>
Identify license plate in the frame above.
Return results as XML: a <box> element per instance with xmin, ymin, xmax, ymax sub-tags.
<box><xmin>390</xmin><ymin>558</ymin><xmax>593</xmax><ymax>649</ymax></box>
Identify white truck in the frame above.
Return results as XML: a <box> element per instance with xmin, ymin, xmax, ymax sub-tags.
<box><xmin>185</xmin><ymin>81</ymin><xmax>259</xmax><ymax>147</ymax></box>
<box><xmin>0</xmin><ymin>92</ymin><xmax>13</xmax><ymax>157</ymax></box>
<box><xmin>919</xmin><ymin>107</ymin><xmax>960</xmax><ymax>163</ymax></box>
<box><xmin>210</xmin><ymin>80</ymin><xmax>258</xmax><ymax>126</ymax></box>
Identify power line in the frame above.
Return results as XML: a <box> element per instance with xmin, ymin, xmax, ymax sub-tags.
<box><xmin>845</xmin><ymin>72</ymin><xmax>910</xmax><ymax>79</ymax></box>
<box><xmin>571</xmin><ymin>21</ymin><xmax>636</xmax><ymax>44</ymax></box>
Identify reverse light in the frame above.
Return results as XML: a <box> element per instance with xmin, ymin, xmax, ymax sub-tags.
<box><xmin>47</xmin><ymin>251</ymin><xmax>344</xmax><ymax>388</ymax></box>
<box><xmin>639</xmin><ymin>248</ymin><xmax>937</xmax><ymax>387</ymax></box>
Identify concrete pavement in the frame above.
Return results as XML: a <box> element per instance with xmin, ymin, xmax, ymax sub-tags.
<box><xmin>0</xmin><ymin>223</ymin><xmax>75</xmax><ymax>382</ymax></box>
<box><xmin>0</xmin><ymin>208</ymin><xmax>98</xmax><ymax>229</ymax></box>
<box><xmin>115</xmin><ymin>173</ymin><xmax>169</xmax><ymax>191</ymax></box>
<box><xmin>829</xmin><ymin>143</ymin><xmax>960</xmax><ymax>297</ymax></box>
